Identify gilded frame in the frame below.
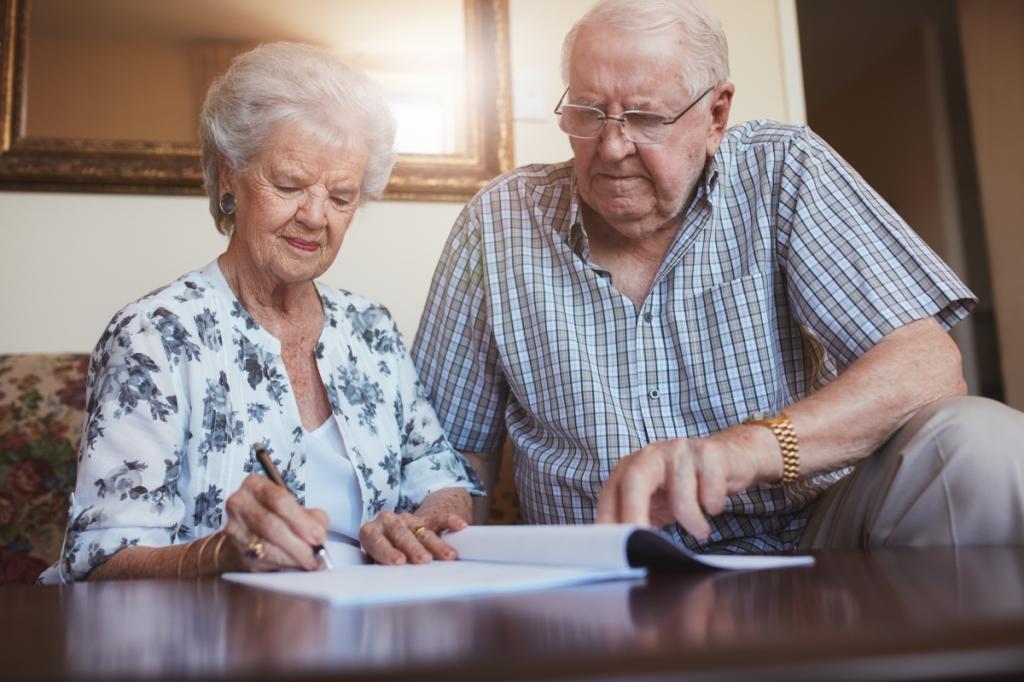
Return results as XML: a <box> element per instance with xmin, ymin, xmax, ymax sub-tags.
<box><xmin>0</xmin><ymin>0</ymin><xmax>513</xmax><ymax>201</ymax></box>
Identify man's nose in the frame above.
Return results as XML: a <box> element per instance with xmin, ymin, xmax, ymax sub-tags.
<box><xmin>597</xmin><ymin>118</ymin><xmax>635</xmax><ymax>161</ymax></box>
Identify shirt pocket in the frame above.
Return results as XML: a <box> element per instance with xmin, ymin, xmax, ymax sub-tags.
<box><xmin>671</xmin><ymin>271</ymin><xmax>779</xmax><ymax>429</ymax></box>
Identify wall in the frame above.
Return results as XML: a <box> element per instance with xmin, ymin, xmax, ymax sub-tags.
<box><xmin>0</xmin><ymin>0</ymin><xmax>802</xmax><ymax>354</ymax></box>
<box><xmin>957</xmin><ymin>0</ymin><xmax>1024</xmax><ymax>409</ymax></box>
<box><xmin>805</xmin><ymin>26</ymin><xmax>982</xmax><ymax>394</ymax></box>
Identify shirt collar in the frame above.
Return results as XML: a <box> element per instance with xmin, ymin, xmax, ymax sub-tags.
<box><xmin>564</xmin><ymin>175</ymin><xmax>591</xmax><ymax>260</ymax></box>
<box><xmin>562</xmin><ymin>149</ymin><xmax>723</xmax><ymax>262</ymax></box>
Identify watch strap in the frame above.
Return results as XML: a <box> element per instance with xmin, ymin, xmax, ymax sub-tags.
<box><xmin>744</xmin><ymin>412</ymin><xmax>800</xmax><ymax>486</ymax></box>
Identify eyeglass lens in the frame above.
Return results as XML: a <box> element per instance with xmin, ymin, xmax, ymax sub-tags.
<box><xmin>558</xmin><ymin>107</ymin><xmax>671</xmax><ymax>143</ymax></box>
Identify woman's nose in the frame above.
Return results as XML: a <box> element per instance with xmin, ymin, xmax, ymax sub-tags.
<box><xmin>295</xmin><ymin>191</ymin><xmax>328</xmax><ymax>229</ymax></box>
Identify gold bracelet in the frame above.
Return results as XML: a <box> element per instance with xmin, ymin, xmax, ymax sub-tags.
<box><xmin>211</xmin><ymin>533</ymin><xmax>229</xmax><ymax>575</ymax></box>
<box><xmin>745</xmin><ymin>412</ymin><xmax>800</xmax><ymax>486</ymax></box>
<box><xmin>176</xmin><ymin>542</ymin><xmax>191</xmax><ymax>580</ymax></box>
<box><xmin>195</xmin><ymin>534</ymin><xmax>216</xmax><ymax>578</ymax></box>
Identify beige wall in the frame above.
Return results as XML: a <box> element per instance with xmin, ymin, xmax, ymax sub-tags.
<box><xmin>0</xmin><ymin>0</ymin><xmax>803</xmax><ymax>354</ymax></box>
<box><xmin>957</xmin><ymin>0</ymin><xmax>1024</xmax><ymax>409</ymax></box>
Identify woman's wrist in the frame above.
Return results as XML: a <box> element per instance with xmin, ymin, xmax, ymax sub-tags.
<box><xmin>210</xmin><ymin>533</ymin><xmax>229</xmax><ymax>574</ymax></box>
<box><xmin>176</xmin><ymin>531</ymin><xmax>234</xmax><ymax>578</ymax></box>
<box><xmin>416</xmin><ymin>487</ymin><xmax>473</xmax><ymax>524</ymax></box>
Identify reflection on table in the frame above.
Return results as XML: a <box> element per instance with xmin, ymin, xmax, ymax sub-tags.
<box><xmin>2</xmin><ymin>547</ymin><xmax>1023</xmax><ymax>681</ymax></box>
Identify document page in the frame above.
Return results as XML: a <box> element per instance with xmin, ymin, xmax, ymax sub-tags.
<box><xmin>444</xmin><ymin>524</ymin><xmax>637</xmax><ymax>569</ymax></box>
<box><xmin>223</xmin><ymin>560</ymin><xmax>641</xmax><ymax>606</ymax></box>
<box><xmin>223</xmin><ymin>525</ymin><xmax>812</xmax><ymax>605</ymax></box>
<box><xmin>445</xmin><ymin>524</ymin><xmax>815</xmax><ymax>571</ymax></box>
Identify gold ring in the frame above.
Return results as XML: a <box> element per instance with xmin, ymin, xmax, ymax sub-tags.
<box><xmin>246</xmin><ymin>539</ymin><xmax>266</xmax><ymax>560</ymax></box>
<box><xmin>412</xmin><ymin>526</ymin><xmax>429</xmax><ymax>539</ymax></box>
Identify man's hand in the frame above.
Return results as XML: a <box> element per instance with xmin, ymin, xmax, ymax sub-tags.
<box><xmin>595</xmin><ymin>426</ymin><xmax>780</xmax><ymax>539</ymax></box>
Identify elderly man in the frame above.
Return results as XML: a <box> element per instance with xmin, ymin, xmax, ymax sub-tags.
<box><xmin>412</xmin><ymin>0</ymin><xmax>1024</xmax><ymax>552</ymax></box>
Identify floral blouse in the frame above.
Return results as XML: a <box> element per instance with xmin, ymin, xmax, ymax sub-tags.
<box><xmin>41</xmin><ymin>260</ymin><xmax>483</xmax><ymax>583</ymax></box>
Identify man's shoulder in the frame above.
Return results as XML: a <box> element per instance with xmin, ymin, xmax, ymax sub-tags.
<box><xmin>714</xmin><ymin>121</ymin><xmax>835</xmax><ymax>184</ymax></box>
<box><xmin>722</xmin><ymin>119</ymin><xmax>811</xmax><ymax>153</ymax></box>
<box><xmin>472</xmin><ymin>161</ymin><xmax>575</xmax><ymax>205</ymax></box>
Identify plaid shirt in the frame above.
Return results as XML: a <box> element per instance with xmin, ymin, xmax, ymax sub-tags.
<box><xmin>412</xmin><ymin>121</ymin><xmax>976</xmax><ymax>553</ymax></box>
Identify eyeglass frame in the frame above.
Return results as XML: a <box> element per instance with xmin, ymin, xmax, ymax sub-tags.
<box><xmin>553</xmin><ymin>85</ymin><xmax>716</xmax><ymax>144</ymax></box>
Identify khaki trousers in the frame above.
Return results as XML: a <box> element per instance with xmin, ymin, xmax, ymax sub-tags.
<box><xmin>800</xmin><ymin>397</ymin><xmax>1024</xmax><ymax>549</ymax></box>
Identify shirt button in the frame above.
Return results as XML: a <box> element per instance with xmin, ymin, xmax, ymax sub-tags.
<box><xmin>643</xmin><ymin>312</ymin><xmax>653</xmax><ymax>323</ymax></box>
<box><xmin>648</xmin><ymin>388</ymin><xmax>660</xmax><ymax>400</ymax></box>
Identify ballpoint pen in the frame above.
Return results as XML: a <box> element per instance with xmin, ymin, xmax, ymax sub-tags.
<box><xmin>254</xmin><ymin>445</ymin><xmax>336</xmax><ymax>570</ymax></box>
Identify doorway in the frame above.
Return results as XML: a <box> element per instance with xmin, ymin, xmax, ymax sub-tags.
<box><xmin>796</xmin><ymin>0</ymin><xmax>1005</xmax><ymax>400</ymax></box>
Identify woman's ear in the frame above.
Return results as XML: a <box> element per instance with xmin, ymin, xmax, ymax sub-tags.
<box><xmin>217</xmin><ymin>161</ymin><xmax>234</xmax><ymax>198</ymax></box>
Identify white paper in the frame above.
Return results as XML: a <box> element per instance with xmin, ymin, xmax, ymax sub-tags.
<box><xmin>321</xmin><ymin>539</ymin><xmax>369</xmax><ymax>567</ymax></box>
<box><xmin>444</xmin><ymin>524</ymin><xmax>815</xmax><ymax>571</ymax></box>
<box><xmin>444</xmin><ymin>524</ymin><xmax>636</xmax><ymax>570</ymax></box>
<box><xmin>224</xmin><ymin>524</ymin><xmax>812</xmax><ymax>606</ymax></box>
<box><xmin>690</xmin><ymin>553</ymin><xmax>815</xmax><ymax>570</ymax></box>
<box><xmin>223</xmin><ymin>560</ymin><xmax>641</xmax><ymax>606</ymax></box>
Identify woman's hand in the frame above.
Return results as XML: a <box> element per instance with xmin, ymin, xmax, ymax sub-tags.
<box><xmin>359</xmin><ymin>488</ymin><xmax>471</xmax><ymax>565</ymax></box>
<box><xmin>221</xmin><ymin>474</ymin><xmax>330</xmax><ymax>572</ymax></box>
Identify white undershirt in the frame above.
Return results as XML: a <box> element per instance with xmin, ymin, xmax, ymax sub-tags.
<box><xmin>303</xmin><ymin>418</ymin><xmax>363</xmax><ymax>541</ymax></box>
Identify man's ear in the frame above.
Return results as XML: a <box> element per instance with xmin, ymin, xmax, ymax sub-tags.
<box><xmin>705</xmin><ymin>82</ymin><xmax>735</xmax><ymax>157</ymax></box>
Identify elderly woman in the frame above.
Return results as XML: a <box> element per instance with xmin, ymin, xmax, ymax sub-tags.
<box><xmin>40</xmin><ymin>42</ymin><xmax>482</xmax><ymax>583</ymax></box>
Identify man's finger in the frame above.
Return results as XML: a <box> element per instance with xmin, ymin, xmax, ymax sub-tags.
<box><xmin>596</xmin><ymin>465</ymin><xmax>623</xmax><ymax>523</ymax></box>
<box><xmin>616</xmin><ymin>453</ymin><xmax>663</xmax><ymax>526</ymax></box>
<box><xmin>668</xmin><ymin>458</ymin><xmax>711</xmax><ymax>540</ymax></box>
<box><xmin>697</xmin><ymin>456</ymin><xmax>727</xmax><ymax>517</ymax></box>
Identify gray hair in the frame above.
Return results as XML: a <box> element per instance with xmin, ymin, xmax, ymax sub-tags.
<box><xmin>560</xmin><ymin>0</ymin><xmax>729</xmax><ymax>103</ymax></box>
<box><xmin>199</xmin><ymin>42</ymin><xmax>397</xmax><ymax>235</ymax></box>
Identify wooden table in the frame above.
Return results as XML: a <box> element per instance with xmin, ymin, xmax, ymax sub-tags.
<box><xmin>3</xmin><ymin>548</ymin><xmax>1024</xmax><ymax>681</ymax></box>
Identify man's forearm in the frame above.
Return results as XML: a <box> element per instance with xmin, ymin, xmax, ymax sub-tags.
<box><xmin>761</xmin><ymin>317</ymin><xmax>967</xmax><ymax>479</ymax></box>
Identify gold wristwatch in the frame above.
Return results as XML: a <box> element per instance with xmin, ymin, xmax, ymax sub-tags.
<box><xmin>744</xmin><ymin>413</ymin><xmax>800</xmax><ymax>486</ymax></box>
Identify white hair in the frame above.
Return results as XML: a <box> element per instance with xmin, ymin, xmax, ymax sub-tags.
<box><xmin>560</xmin><ymin>0</ymin><xmax>730</xmax><ymax>103</ymax></box>
<box><xmin>199</xmin><ymin>42</ymin><xmax>397</xmax><ymax>235</ymax></box>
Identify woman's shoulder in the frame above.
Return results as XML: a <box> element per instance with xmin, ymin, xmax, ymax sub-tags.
<box><xmin>315</xmin><ymin>283</ymin><xmax>406</xmax><ymax>356</ymax></box>
<box><xmin>111</xmin><ymin>265</ymin><xmax>217</xmax><ymax>315</ymax></box>
<box><xmin>93</xmin><ymin>265</ymin><xmax>225</xmax><ymax>357</ymax></box>
<box><xmin>316</xmin><ymin>283</ymin><xmax>395</xmax><ymax>327</ymax></box>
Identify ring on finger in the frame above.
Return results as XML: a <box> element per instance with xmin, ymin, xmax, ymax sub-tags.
<box><xmin>412</xmin><ymin>526</ymin><xmax>429</xmax><ymax>539</ymax></box>
<box><xmin>246</xmin><ymin>538</ymin><xmax>266</xmax><ymax>560</ymax></box>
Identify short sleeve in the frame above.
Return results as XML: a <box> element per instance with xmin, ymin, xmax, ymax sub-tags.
<box><xmin>412</xmin><ymin>200</ymin><xmax>509</xmax><ymax>455</ymax></box>
<box><xmin>46</xmin><ymin>309</ymin><xmax>189</xmax><ymax>582</ymax></box>
<box><xmin>384</xmin><ymin>314</ymin><xmax>485</xmax><ymax>508</ymax></box>
<box><xmin>776</xmin><ymin>127</ymin><xmax>976</xmax><ymax>368</ymax></box>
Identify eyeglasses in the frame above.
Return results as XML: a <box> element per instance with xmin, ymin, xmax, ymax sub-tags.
<box><xmin>554</xmin><ymin>86</ymin><xmax>714</xmax><ymax>144</ymax></box>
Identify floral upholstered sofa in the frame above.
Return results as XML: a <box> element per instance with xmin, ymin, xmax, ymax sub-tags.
<box><xmin>0</xmin><ymin>354</ymin><xmax>88</xmax><ymax>583</ymax></box>
<box><xmin>0</xmin><ymin>352</ymin><xmax>521</xmax><ymax>584</ymax></box>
